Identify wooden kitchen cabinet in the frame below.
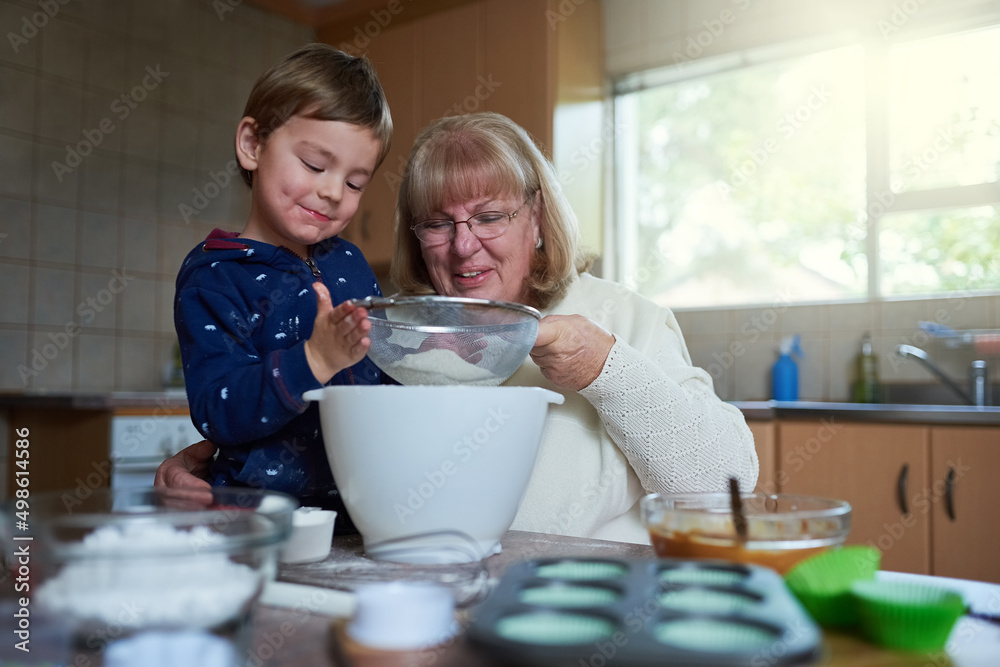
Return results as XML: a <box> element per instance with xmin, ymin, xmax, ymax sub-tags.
<box><xmin>336</xmin><ymin>21</ymin><xmax>419</xmax><ymax>270</ymax></box>
<box><xmin>777</xmin><ymin>421</ymin><xmax>931</xmax><ymax>576</ymax></box>
<box><xmin>747</xmin><ymin>419</ymin><xmax>776</xmax><ymax>493</ymax></box>
<box><xmin>777</xmin><ymin>419</ymin><xmax>1000</xmax><ymax>583</ymax></box>
<box><xmin>4</xmin><ymin>408</ymin><xmax>112</xmax><ymax>499</ymax></box>
<box><xmin>930</xmin><ymin>426</ymin><xmax>1000</xmax><ymax>583</ymax></box>
<box><xmin>2</xmin><ymin>399</ymin><xmax>196</xmax><ymax>501</ymax></box>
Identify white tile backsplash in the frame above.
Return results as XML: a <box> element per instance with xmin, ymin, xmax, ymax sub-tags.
<box><xmin>733</xmin><ymin>334</ymin><xmax>778</xmax><ymax>401</ymax></box>
<box><xmin>79</xmin><ymin>151</ymin><xmax>120</xmax><ymax>213</ymax></box>
<box><xmin>34</xmin><ymin>203</ymin><xmax>77</xmax><ymax>265</ymax></box>
<box><xmin>77</xmin><ymin>269</ymin><xmax>120</xmax><ymax>330</ymax></box>
<box><xmin>75</xmin><ymin>332</ymin><xmax>117</xmax><ymax>392</ymax></box>
<box><xmin>0</xmin><ymin>2</ymin><xmax>42</xmax><ymax>68</ymax></box>
<box><xmin>84</xmin><ymin>27</ymin><xmax>129</xmax><ymax>92</ymax></box>
<box><xmin>0</xmin><ymin>198</ymin><xmax>33</xmax><ymax>260</ymax></box>
<box><xmin>82</xmin><ymin>91</ymin><xmax>124</xmax><ymax>153</ymax></box>
<box><xmin>0</xmin><ymin>329</ymin><xmax>28</xmax><ymax>389</ymax></box>
<box><xmin>781</xmin><ymin>305</ymin><xmax>829</xmax><ymax>335</ymax></box>
<box><xmin>162</xmin><ymin>54</ymin><xmax>203</xmax><ymax>114</ymax></box>
<box><xmin>27</xmin><ymin>329</ymin><xmax>75</xmax><ymax>391</ymax></box>
<box><xmin>118</xmin><ymin>159</ymin><xmax>159</xmax><ymax>218</ymax></box>
<box><xmin>0</xmin><ymin>134</ymin><xmax>36</xmax><ymax>199</ymax></box>
<box><xmin>232</xmin><ymin>18</ymin><xmax>266</xmax><ymax>77</ymax></box>
<box><xmin>929</xmin><ymin>296</ymin><xmax>992</xmax><ymax>331</ymax></box>
<box><xmin>674</xmin><ymin>297</ymin><xmax>999</xmax><ymax>401</ymax></box>
<box><xmin>0</xmin><ymin>65</ymin><xmax>37</xmax><ymax>135</ymax></box>
<box><xmin>119</xmin><ymin>276</ymin><xmax>157</xmax><ymax>332</ymax></box>
<box><xmin>157</xmin><ymin>168</ymin><xmax>197</xmax><ymax>225</ymax></box>
<box><xmin>35</xmin><ymin>142</ymin><xmax>79</xmax><ymax>206</ymax></box>
<box><xmin>36</xmin><ymin>77</ymin><xmax>84</xmax><ymax>145</ymax></box>
<box><xmin>121</xmin><ymin>99</ymin><xmax>163</xmax><ymax>160</ymax></box>
<box><xmin>39</xmin><ymin>17</ymin><xmax>91</xmax><ymax>82</ymax></box>
<box><xmin>0</xmin><ymin>263</ymin><xmax>30</xmax><ymax>324</ymax></box>
<box><xmin>79</xmin><ymin>212</ymin><xmax>119</xmax><ymax>269</ymax></box>
<box><xmin>32</xmin><ymin>266</ymin><xmax>76</xmax><ymax>327</ymax></box>
<box><xmin>116</xmin><ymin>335</ymin><xmax>159</xmax><ymax>388</ymax></box>
<box><xmin>118</xmin><ymin>218</ymin><xmax>158</xmax><ymax>270</ymax></box>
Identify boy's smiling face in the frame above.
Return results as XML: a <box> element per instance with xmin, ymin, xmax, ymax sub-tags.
<box><xmin>236</xmin><ymin>114</ymin><xmax>381</xmax><ymax>257</ymax></box>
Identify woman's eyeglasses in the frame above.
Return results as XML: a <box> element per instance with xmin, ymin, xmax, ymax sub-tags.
<box><xmin>411</xmin><ymin>198</ymin><xmax>531</xmax><ymax>246</ymax></box>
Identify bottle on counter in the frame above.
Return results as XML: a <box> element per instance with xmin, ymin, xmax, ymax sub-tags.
<box><xmin>852</xmin><ymin>333</ymin><xmax>882</xmax><ymax>403</ymax></box>
<box><xmin>772</xmin><ymin>334</ymin><xmax>802</xmax><ymax>401</ymax></box>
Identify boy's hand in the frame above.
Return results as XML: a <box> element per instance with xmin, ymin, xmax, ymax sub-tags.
<box><xmin>304</xmin><ymin>282</ymin><xmax>372</xmax><ymax>384</ymax></box>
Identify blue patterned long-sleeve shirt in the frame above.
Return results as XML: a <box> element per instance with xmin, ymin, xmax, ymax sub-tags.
<box><xmin>174</xmin><ymin>228</ymin><xmax>382</xmax><ymax>519</ymax></box>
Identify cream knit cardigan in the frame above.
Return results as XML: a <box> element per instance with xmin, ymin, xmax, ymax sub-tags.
<box><xmin>505</xmin><ymin>272</ymin><xmax>759</xmax><ymax>544</ymax></box>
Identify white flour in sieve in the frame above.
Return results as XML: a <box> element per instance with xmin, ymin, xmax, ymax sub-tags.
<box><xmin>386</xmin><ymin>348</ymin><xmax>497</xmax><ymax>385</ymax></box>
<box><xmin>37</xmin><ymin>522</ymin><xmax>261</xmax><ymax>629</ymax></box>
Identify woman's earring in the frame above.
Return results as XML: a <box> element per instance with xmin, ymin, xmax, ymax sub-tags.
<box><xmin>535</xmin><ymin>238</ymin><xmax>544</xmax><ymax>249</ymax></box>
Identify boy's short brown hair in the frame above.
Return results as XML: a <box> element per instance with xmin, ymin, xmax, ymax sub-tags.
<box><xmin>239</xmin><ymin>43</ymin><xmax>392</xmax><ymax>187</ymax></box>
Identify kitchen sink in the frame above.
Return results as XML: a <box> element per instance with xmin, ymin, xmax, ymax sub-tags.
<box><xmin>880</xmin><ymin>382</ymin><xmax>998</xmax><ymax>407</ymax></box>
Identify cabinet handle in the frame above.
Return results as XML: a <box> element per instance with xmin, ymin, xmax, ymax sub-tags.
<box><xmin>944</xmin><ymin>467</ymin><xmax>956</xmax><ymax>522</ymax></box>
<box><xmin>897</xmin><ymin>464</ymin><xmax>909</xmax><ymax>516</ymax></box>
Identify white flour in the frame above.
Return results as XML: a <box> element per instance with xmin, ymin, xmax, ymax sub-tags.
<box><xmin>37</xmin><ymin>522</ymin><xmax>260</xmax><ymax>629</ymax></box>
<box><xmin>386</xmin><ymin>348</ymin><xmax>498</xmax><ymax>385</ymax></box>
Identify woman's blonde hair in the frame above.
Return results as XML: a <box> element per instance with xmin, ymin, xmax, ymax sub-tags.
<box><xmin>391</xmin><ymin>112</ymin><xmax>592</xmax><ymax>309</ymax></box>
<box><xmin>239</xmin><ymin>43</ymin><xmax>392</xmax><ymax>187</ymax></box>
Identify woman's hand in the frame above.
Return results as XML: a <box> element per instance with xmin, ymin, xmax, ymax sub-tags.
<box><xmin>154</xmin><ymin>439</ymin><xmax>216</xmax><ymax>491</ymax></box>
<box><xmin>304</xmin><ymin>282</ymin><xmax>372</xmax><ymax>383</ymax></box>
<box><xmin>530</xmin><ymin>314</ymin><xmax>615</xmax><ymax>391</ymax></box>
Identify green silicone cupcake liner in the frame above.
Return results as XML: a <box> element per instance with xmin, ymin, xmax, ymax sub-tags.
<box><xmin>495</xmin><ymin>611</ymin><xmax>617</xmax><ymax>645</ymax></box>
<box><xmin>659</xmin><ymin>566</ymin><xmax>747</xmax><ymax>587</ymax></box>
<box><xmin>518</xmin><ymin>583</ymin><xmax>622</xmax><ymax>608</ymax></box>
<box><xmin>784</xmin><ymin>545</ymin><xmax>881</xmax><ymax>628</ymax></box>
<box><xmin>658</xmin><ymin>586</ymin><xmax>759</xmax><ymax>614</ymax></box>
<box><xmin>534</xmin><ymin>560</ymin><xmax>628</xmax><ymax>580</ymax></box>
<box><xmin>850</xmin><ymin>579</ymin><xmax>966</xmax><ymax>652</ymax></box>
<box><xmin>654</xmin><ymin>618</ymin><xmax>779</xmax><ymax>652</ymax></box>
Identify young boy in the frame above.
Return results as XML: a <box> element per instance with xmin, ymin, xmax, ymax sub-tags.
<box><xmin>174</xmin><ymin>44</ymin><xmax>392</xmax><ymax>531</ymax></box>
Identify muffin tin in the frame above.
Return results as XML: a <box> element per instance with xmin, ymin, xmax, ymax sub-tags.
<box><xmin>466</xmin><ymin>558</ymin><xmax>822</xmax><ymax>666</ymax></box>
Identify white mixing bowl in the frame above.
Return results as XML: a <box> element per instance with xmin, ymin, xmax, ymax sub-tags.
<box><xmin>304</xmin><ymin>385</ymin><xmax>563</xmax><ymax>563</ymax></box>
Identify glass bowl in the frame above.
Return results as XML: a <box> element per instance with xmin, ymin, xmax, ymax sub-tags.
<box><xmin>640</xmin><ymin>492</ymin><xmax>851</xmax><ymax>574</ymax></box>
<box><xmin>355</xmin><ymin>295</ymin><xmax>540</xmax><ymax>386</ymax></box>
<box><xmin>4</xmin><ymin>487</ymin><xmax>295</xmax><ymax>659</ymax></box>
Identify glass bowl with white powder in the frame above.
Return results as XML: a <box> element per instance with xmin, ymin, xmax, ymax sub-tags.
<box><xmin>22</xmin><ymin>487</ymin><xmax>295</xmax><ymax>654</ymax></box>
<box><xmin>357</xmin><ymin>296</ymin><xmax>541</xmax><ymax>386</ymax></box>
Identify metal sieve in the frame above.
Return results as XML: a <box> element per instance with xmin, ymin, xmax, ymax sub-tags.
<box><xmin>353</xmin><ymin>296</ymin><xmax>541</xmax><ymax>386</ymax></box>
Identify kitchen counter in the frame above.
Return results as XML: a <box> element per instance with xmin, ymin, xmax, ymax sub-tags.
<box><xmin>257</xmin><ymin>531</ymin><xmax>1000</xmax><ymax>666</ymax></box>
<box><xmin>4</xmin><ymin>391</ymin><xmax>998</xmax><ymax>424</ymax></box>
<box><xmin>0</xmin><ymin>390</ymin><xmax>190</xmax><ymax>410</ymax></box>
<box><xmin>733</xmin><ymin>400</ymin><xmax>1000</xmax><ymax>425</ymax></box>
<box><xmin>6</xmin><ymin>531</ymin><xmax>1000</xmax><ymax>665</ymax></box>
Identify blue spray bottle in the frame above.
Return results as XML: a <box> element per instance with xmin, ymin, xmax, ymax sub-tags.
<box><xmin>772</xmin><ymin>334</ymin><xmax>802</xmax><ymax>401</ymax></box>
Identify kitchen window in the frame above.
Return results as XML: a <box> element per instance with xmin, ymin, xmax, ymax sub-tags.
<box><xmin>612</xmin><ymin>24</ymin><xmax>1000</xmax><ymax>309</ymax></box>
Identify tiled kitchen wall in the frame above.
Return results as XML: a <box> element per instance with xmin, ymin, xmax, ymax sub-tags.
<box><xmin>0</xmin><ymin>0</ymin><xmax>314</xmax><ymax>392</ymax></box>
<box><xmin>675</xmin><ymin>296</ymin><xmax>1000</xmax><ymax>402</ymax></box>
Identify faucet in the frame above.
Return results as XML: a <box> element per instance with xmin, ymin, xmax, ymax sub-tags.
<box><xmin>895</xmin><ymin>344</ymin><xmax>990</xmax><ymax>406</ymax></box>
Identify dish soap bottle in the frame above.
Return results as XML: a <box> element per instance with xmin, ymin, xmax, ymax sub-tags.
<box><xmin>772</xmin><ymin>334</ymin><xmax>802</xmax><ymax>401</ymax></box>
<box><xmin>852</xmin><ymin>333</ymin><xmax>882</xmax><ymax>403</ymax></box>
